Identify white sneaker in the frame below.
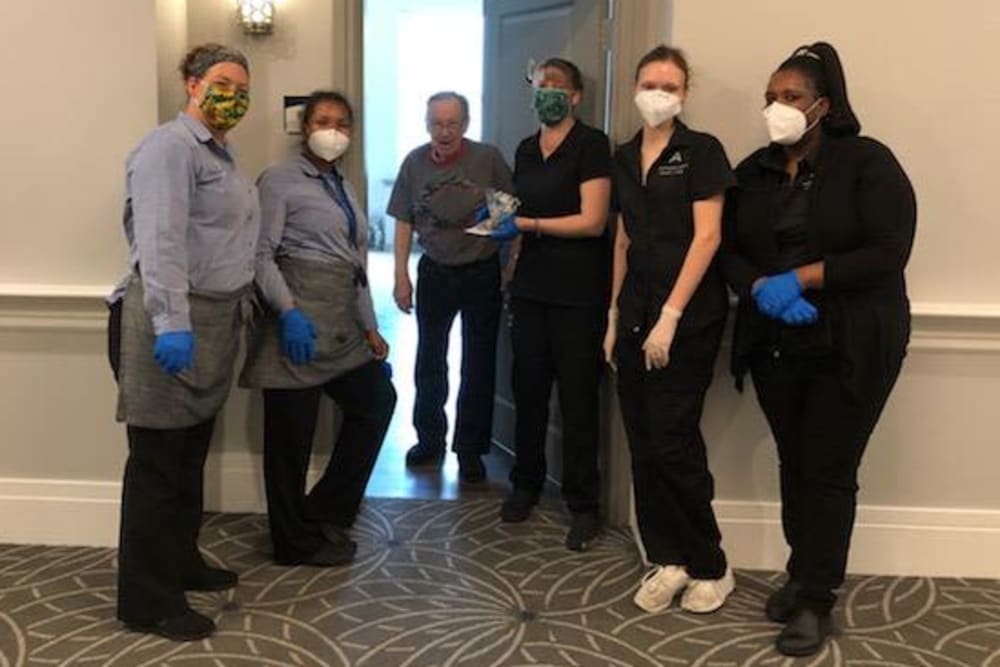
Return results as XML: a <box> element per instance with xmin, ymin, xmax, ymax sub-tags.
<box><xmin>633</xmin><ymin>565</ymin><xmax>690</xmax><ymax>613</ymax></box>
<box><xmin>680</xmin><ymin>567</ymin><xmax>735</xmax><ymax>614</ymax></box>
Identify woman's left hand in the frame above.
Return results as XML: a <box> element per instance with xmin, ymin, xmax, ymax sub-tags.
<box><xmin>366</xmin><ymin>330</ymin><xmax>390</xmax><ymax>359</ymax></box>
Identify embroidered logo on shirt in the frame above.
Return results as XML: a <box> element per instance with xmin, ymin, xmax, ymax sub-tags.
<box><xmin>657</xmin><ymin>150</ymin><xmax>687</xmax><ymax>177</ymax></box>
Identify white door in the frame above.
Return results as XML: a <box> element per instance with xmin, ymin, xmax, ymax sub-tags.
<box><xmin>482</xmin><ymin>0</ymin><xmax>612</xmax><ymax>488</ymax></box>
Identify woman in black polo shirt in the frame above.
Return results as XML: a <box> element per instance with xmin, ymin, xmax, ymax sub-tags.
<box><xmin>721</xmin><ymin>42</ymin><xmax>915</xmax><ymax>656</ymax></box>
<box><xmin>607</xmin><ymin>45</ymin><xmax>736</xmax><ymax>615</ymax></box>
<box><xmin>498</xmin><ymin>57</ymin><xmax>612</xmax><ymax>553</ymax></box>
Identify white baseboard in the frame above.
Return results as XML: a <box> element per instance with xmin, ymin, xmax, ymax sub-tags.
<box><xmin>2</xmin><ymin>475</ymin><xmax>999</xmax><ymax>579</ymax></box>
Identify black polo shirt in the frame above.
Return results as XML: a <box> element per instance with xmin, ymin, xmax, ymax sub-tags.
<box><xmin>612</xmin><ymin>121</ymin><xmax>735</xmax><ymax>335</ymax></box>
<box><xmin>509</xmin><ymin>121</ymin><xmax>612</xmax><ymax>308</ymax></box>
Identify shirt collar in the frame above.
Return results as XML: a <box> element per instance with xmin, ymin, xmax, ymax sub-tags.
<box><xmin>297</xmin><ymin>152</ymin><xmax>341</xmax><ymax>180</ymax></box>
<box><xmin>177</xmin><ymin>111</ymin><xmax>238</xmax><ymax>159</ymax></box>
<box><xmin>618</xmin><ymin>119</ymin><xmax>695</xmax><ymax>182</ymax></box>
<box><xmin>758</xmin><ymin>138</ymin><xmax>825</xmax><ymax>174</ymax></box>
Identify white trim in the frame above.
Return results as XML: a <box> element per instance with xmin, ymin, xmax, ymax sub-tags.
<box><xmin>3</xmin><ymin>476</ymin><xmax>1000</xmax><ymax>579</ymax></box>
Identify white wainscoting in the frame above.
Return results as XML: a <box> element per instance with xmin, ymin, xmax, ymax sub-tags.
<box><xmin>1</xmin><ymin>289</ymin><xmax>999</xmax><ymax>578</ymax></box>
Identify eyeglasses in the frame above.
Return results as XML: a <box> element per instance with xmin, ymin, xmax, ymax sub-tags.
<box><xmin>429</xmin><ymin>121</ymin><xmax>463</xmax><ymax>133</ymax></box>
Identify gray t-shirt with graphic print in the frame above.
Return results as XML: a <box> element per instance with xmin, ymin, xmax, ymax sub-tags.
<box><xmin>387</xmin><ymin>139</ymin><xmax>514</xmax><ymax>266</ymax></box>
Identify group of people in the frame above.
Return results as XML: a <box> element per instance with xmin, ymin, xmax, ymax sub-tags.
<box><xmin>109</xmin><ymin>39</ymin><xmax>915</xmax><ymax>659</ymax></box>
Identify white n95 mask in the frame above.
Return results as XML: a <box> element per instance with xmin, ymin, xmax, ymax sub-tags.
<box><xmin>762</xmin><ymin>99</ymin><xmax>821</xmax><ymax>146</ymax></box>
<box><xmin>308</xmin><ymin>128</ymin><xmax>351</xmax><ymax>162</ymax></box>
<box><xmin>634</xmin><ymin>90</ymin><xmax>683</xmax><ymax>128</ymax></box>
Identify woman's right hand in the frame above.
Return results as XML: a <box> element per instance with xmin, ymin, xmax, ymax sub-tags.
<box><xmin>393</xmin><ymin>273</ymin><xmax>413</xmax><ymax>314</ymax></box>
<box><xmin>280</xmin><ymin>308</ymin><xmax>316</xmax><ymax>365</ymax></box>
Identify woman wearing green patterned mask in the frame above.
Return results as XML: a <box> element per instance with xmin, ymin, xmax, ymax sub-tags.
<box><xmin>184</xmin><ymin>49</ymin><xmax>250</xmax><ymax>138</ymax></box>
<box><xmin>499</xmin><ymin>58</ymin><xmax>613</xmax><ymax>554</ymax></box>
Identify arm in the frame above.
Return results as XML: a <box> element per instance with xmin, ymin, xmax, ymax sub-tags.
<box><xmin>515</xmin><ymin>177</ymin><xmax>611</xmax><ymax>238</ymax></box>
<box><xmin>253</xmin><ymin>173</ymin><xmax>295</xmax><ymax>313</ymax></box>
<box><xmin>663</xmin><ymin>194</ymin><xmax>724</xmax><ymax>312</ymax></box>
<box><xmin>129</xmin><ymin>134</ymin><xmax>193</xmax><ymax>333</ymax></box>
<box><xmin>718</xmin><ymin>186</ymin><xmax>766</xmax><ymax>297</ymax></box>
<box><xmin>610</xmin><ymin>214</ymin><xmax>630</xmax><ymax>309</ymax></box>
<box><xmin>393</xmin><ymin>219</ymin><xmax>415</xmax><ymax>313</ymax></box>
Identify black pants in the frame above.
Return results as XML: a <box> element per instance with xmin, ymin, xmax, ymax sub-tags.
<box><xmin>413</xmin><ymin>254</ymin><xmax>501</xmax><ymax>454</ymax></box>
<box><xmin>117</xmin><ymin>419</ymin><xmax>215</xmax><ymax>624</ymax></box>
<box><xmin>262</xmin><ymin>361</ymin><xmax>396</xmax><ymax>563</ymax></box>
<box><xmin>617</xmin><ymin>320</ymin><xmax>727</xmax><ymax>579</ymax></box>
<box><xmin>750</xmin><ymin>351</ymin><xmax>902</xmax><ymax>613</ymax></box>
<box><xmin>509</xmin><ymin>297</ymin><xmax>604</xmax><ymax>514</ymax></box>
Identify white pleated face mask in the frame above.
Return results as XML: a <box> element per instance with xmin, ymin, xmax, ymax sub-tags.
<box><xmin>762</xmin><ymin>99</ymin><xmax>821</xmax><ymax>145</ymax></box>
<box><xmin>308</xmin><ymin>128</ymin><xmax>351</xmax><ymax>162</ymax></box>
<box><xmin>634</xmin><ymin>89</ymin><xmax>683</xmax><ymax>128</ymax></box>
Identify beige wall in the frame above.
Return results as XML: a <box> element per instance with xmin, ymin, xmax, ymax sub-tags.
<box><xmin>0</xmin><ymin>1</ymin><xmax>157</xmax><ymax>289</ymax></box>
<box><xmin>670</xmin><ymin>0</ymin><xmax>1000</xmax><ymax>307</ymax></box>
<box><xmin>156</xmin><ymin>0</ymin><xmax>189</xmax><ymax>123</ymax></box>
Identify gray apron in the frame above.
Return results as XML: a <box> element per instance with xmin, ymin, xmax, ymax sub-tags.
<box><xmin>116</xmin><ymin>276</ymin><xmax>249</xmax><ymax>429</ymax></box>
<box><xmin>240</xmin><ymin>257</ymin><xmax>373</xmax><ymax>389</ymax></box>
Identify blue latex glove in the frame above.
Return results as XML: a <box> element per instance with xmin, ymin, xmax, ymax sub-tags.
<box><xmin>280</xmin><ymin>308</ymin><xmax>316</xmax><ymax>365</ymax></box>
<box><xmin>488</xmin><ymin>213</ymin><xmax>520</xmax><ymax>241</ymax></box>
<box><xmin>474</xmin><ymin>204</ymin><xmax>490</xmax><ymax>223</ymax></box>
<box><xmin>753</xmin><ymin>271</ymin><xmax>802</xmax><ymax>318</ymax></box>
<box><xmin>779</xmin><ymin>297</ymin><xmax>819</xmax><ymax>326</ymax></box>
<box><xmin>153</xmin><ymin>331</ymin><xmax>195</xmax><ymax>375</ymax></box>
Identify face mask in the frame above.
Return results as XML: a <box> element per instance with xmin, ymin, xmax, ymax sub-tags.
<box><xmin>533</xmin><ymin>88</ymin><xmax>570</xmax><ymax>126</ymax></box>
<box><xmin>198</xmin><ymin>83</ymin><xmax>249</xmax><ymax>132</ymax></box>
<box><xmin>762</xmin><ymin>99</ymin><xmax>821</xmax><ymax>146</ymax></box>
<box><xmin>308</xmin><ymin>128</ymin><xmax>351</xmax><ymax>162</ymax></box>
<box><xmin>634</xmin><ymin>89</ymin><xmax>683</xmax><ymax>127</ymax></box>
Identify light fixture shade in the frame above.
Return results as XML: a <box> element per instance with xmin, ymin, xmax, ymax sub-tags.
<box><xmin>238</xmin><ymin>0</ymin><xmax>275</xmax><ymax>35</ymax></box>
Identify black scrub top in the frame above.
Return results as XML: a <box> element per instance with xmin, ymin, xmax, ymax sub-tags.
<box><xmin>509</xmin><ymin>121</ymin><xmax>612</xmax><ymax>308</ymax></box>
<box><xmin>612</xmin><ymin>121</ymin><xmax>735</xmax><ymax>336</ymax></box>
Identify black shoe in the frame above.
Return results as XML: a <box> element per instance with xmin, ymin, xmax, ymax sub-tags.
<box><xmin>775</xmin><ymin>608</ymin><xmax>833</xmax><ymax>657</ymax></box>
<box><xmin>500</xmin><ymin>489</ymin><xmax>538</xmax><ymax>523</ymax></box>
<box><xmin>405</xmin><ymin>442</ymin><xmax>445</xmax><ymax>468</ymax></box>
<box><xmin>320</xmin><ymin>523</ymin><xmax>358</xmax><ymax>552</ymax></box>
<box><xmin>565</xmin><ymin>512</ymin><xmax>600</xmax><ymax>551</ymax></box>
<box><xmin>184</xmin><ymin>567</ymin><xmax>238</xmax><ymax>592</ymax></box>
<box><xmin>765</xmin><ymin>579</ymin><xmax>801</xmax><ymax>623</ymax></box>
<box><xmin>458</xmin><ymin>454</ymin><xmax>486</xmax><ymax>483</ymax></box>
<box><xmin>125</xmin><ymin>609</ymin><xmax>215</xmax><ymax>642</ymax></box>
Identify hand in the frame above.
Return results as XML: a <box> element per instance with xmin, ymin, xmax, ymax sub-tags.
<box><xmin>474</xmin><ymin>204</ymin><xmax>490</xmax><ymax>223</ymax></box>
<box><xmin>753</xmin><ymin>270</ymin><xmax>802</xmax><ymax>318</ymax></box>
<box><xmin>365</xmin><ymin>330</ymin><xmax>389</xmax><ymax>359</ymax></box>
<box><xmin>393</xmin><ymin>273</ymin><xmax>413</xmax><ymax>314</ymax></box>
<box><xmin>603</xmin><ymin>308</ymin><xmax>618</xmax><ymax>371</ymax></box>
<box><xmin>779</xmin><ymin>297</ymin><xmax>819</xmax><ymax>326</ymax></box>
<box><xmin>488</xmin><ymin>213</ymin><xmax>520</xmax><ymax>241</ymax></box>
<box><xmin>153</xmin><ymin>330</ymin><xmax>195</xmax><ymax>375</ymax></box>
<box><xmin>641</xmin><ymin>306</ymin><xmax>681</xmax><ymax>371</ymax></box>
<box><xmin>280</xmin><ymin>308</ymin><xmax>316</xmax><ymax>365</ymax></box>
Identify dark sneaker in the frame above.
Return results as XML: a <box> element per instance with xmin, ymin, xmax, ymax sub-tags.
<box><xmin>775</xmin><ymin>608</ymin><xmax>833</xmax><ymax>657</ymax></box>
<box><xmin>499</xmin><ymin>489</ymin><xmax>538</xmax><ymax>523</ymax></box>
<box><xmin>565</xmin><ymin>512</ymin><xmax>600</xmax><ymax>551</ymax></box>
<box><xmin>320</xmin><ymin>524</ymin><xmax>358</xmax><ymax>552</ymax></box>
<box><xmin>125</xmin><ymin>609</ymin><xmax>215</xmax><ymax>642</ymax></box>
<box><xmin>300</xmin><ymin>540</ymin><xmax>357</xmax><ymax>567</ymax></box>
<box><xmin>405</xmin><ymin>442</ymin><xmax>445</xmax><ymax>468</ymax></box>
<box><xmin>458</xmin><ymin>454</ymin><xmax>486</xmax><ymax>483</ymax></box>
<box><xmin>765</xmin><ymin>579</ymin><xmax>801</xmax><ymax>623</ymax></box>
<box><xmin>184</xmin><ymin>567</ymin><xmax>238</xmax><ymax>592</ymax></box>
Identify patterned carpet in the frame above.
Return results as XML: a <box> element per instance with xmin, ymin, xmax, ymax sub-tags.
<box><xmin>1</xmin><ymin>497</ymin><xmax>998</xmax><ymax>666</ymax></box>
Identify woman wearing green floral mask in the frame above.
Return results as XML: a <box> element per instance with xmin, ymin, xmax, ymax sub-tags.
<box><xmin>499</xmin><ymin>58</ymin><xmax>612</xmax><ymax>555</ymax></box>
<box><xmin>109</xmin><ymin>43</ymin><xmax>257</xmax><ymax>643</ymax></box>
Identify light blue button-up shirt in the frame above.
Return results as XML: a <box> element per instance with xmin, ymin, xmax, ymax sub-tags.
<box><xmin>254</xmin><ymin>154</ymin><xmax>377</xmax><ymax>331</ymax></box>
<box><xmin>116</xmin><ymin>112</ymin><xmax>260</xmax><ymax>333</ymax></box>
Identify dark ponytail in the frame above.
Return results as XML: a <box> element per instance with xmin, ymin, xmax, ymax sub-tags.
<box><xmin>777</xmin><ymin>41</ymin><xmax>860</xmax><ymax>137</ymax></box>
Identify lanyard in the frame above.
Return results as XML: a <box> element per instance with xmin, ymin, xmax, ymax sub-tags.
<box><xmin>319</xmin><ymin>170</ymin><xmax>359</xmax><ymax>248</ymax></box>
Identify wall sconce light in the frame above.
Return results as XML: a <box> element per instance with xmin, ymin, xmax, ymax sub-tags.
<box><xmin>238</xmin><ymin>0</ymin><xmax>275</xmax><ymax>35</ymax></box>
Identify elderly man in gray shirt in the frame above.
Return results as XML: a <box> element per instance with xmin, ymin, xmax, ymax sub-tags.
<box><xmin>389</xmin><ymin>91</ymin><xmax>513</xmax><ymax>483</ymax></box>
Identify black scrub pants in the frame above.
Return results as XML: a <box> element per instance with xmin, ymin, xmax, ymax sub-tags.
<box><xmin>262</xmin><ymin>360</ymin><xmax>396</xmax><ymax>564</ymax></box>
<box><xmin>509</xmin><ymin>297</ymin><xmax>604</xmax><ymax>514</ymax></box>
<box><xmin>413</xmin><ymin>254</ymin><xmax>501</xmax><ymax>454</ymax></box>
<box><xmin>749</xmin><ymin>350</ymin><xmax>903</xmax><ymax>613</ymax></box>
<box><xmin>109</xmin><ymin>300</ymin><xmax>220</xmax><ymax>624</ymax></box>
<box><xmin>616</xmin><ymin>319</ymin><xmax>728</xmax><ymax>580</ymax></box>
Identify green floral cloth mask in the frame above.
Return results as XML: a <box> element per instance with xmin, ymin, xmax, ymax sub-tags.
<box><xmin>533</xmin><ymin>88</ymin><xmax>570</xmax><ymax>126</ymax></box>
<box><xmin>199</xmin><ymin>84</ymin><xmax>250</xmax><ymax>132</ymax></box>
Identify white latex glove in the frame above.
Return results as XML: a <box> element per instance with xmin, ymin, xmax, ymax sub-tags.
<box><xmin>642</xmin><ymin>305</ymin><xmax>682</xmax><ymax>371</ymax></box>
<box><xmin>603</xmin><ymin>307</ymin><xmax>618</xmax><ymax>371</ymax></box>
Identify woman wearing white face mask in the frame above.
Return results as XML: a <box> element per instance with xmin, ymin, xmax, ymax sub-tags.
<box><xmin>721</xmin><ymin>43</ymin><xmax>915</xmax><ymax>657</ymax></box>
<box><xmin>241</xmin><ymin>90</ymin><xmax>397</xmax><ymax>567</ymax></box>
<box><xmin>608</xmin><ymin>45</ymin><xmax>736</xmax><ymax>615</ymax></box>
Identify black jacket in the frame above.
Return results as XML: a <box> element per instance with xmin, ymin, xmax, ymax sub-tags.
<box><xmin>721</xmin><ymin>134</ymin><xmax>917</xmax><ymax>392</ymax></box>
